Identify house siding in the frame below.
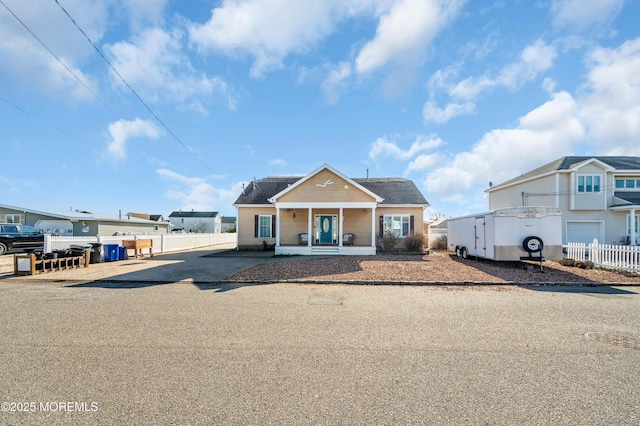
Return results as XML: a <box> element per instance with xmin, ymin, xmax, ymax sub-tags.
<box><xmin>488</xmin><ymin>157</ymin><xmax>640</xmax><ymax>245</ymax></box>
<box><xmin>237</xmin><ymin>207</ymin><xmax>276</xmax><ymax>249</ymax></box>
<box><xmin>277</xmin><ymin>169</ymin><xmax>376</xmax><ymax>203</ymax></box>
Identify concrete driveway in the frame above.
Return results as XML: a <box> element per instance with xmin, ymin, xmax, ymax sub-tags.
<box><xmin>0</xmin><ymin>244</ymin><xmax>288</xmax><ymax>285</ymax></box>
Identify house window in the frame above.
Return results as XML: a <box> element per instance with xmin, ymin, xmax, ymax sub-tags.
<box><xmin>5</xmin><ymin>214</ymin><xmax>22</xmax><ymax>224</ymax></box>
<box><xmin>383</xmin><ymin>215</ymin><xmax>411</xmax><ymax>237</ymax></box>
<box><xmin>577</xmin><ymin>175</ymin><xmax>600</xmax><ymax>193</ymax></box>
<box><xmin>258</xmin><ymin>215</ymin><xmax>272</xmax><ymax>238</ymax></box>
<box><xmin>615</xmin><ymin>178</ymin><xmax>640</xmax><ymax>190</ymax></box>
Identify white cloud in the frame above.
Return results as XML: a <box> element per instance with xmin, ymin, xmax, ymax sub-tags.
<box><xmin>423</xmin><ymin>101</ymin><xmax>474</xmax><ymax>123</ymax></box>
<box><xmin>577</xmin><ymin>37</ymin><xmax>640</xmax><ymax>154</ymax></box>
<box><xmin>0</xmin><ymin>0</ymin><xmax>108</xmax><ymax>101</ymax></box>
<box><xmin>369</xmin><ymin>134</ymin><xmax>443</xmax><ymax>161</ymax></box>
<box><xmin>321</xmin><ymin>62</ymin><xmax>352</xmax><ymax>104</ymax></box>
<box><xmin>189</xmin><ymin>0</ymin><xmax>462</xmax><ymax>85</ymax></box>
<box><xmin>424</xmin><ymin>39</ymin><xmax>557</xmax><ymax>123</ymax></box>
<box><xmin>156</xmin><ymin>168</ymin><xmax>241</xmax><ymax>212</ymax></box>
<box><xmin>188</xmin><ymin>0</ymin><xmax>344</xmax><ymax>78</ymax></box>
<box><xmin>105</xmin><ymin>118</ymin><xmax>162</xmax><ymax>161</ymax></box>
<box><xmin>405</xmin><ymin>153</ymin><xmax>447</xmax><ymax>174</ymax></box>
<box><xmin>552</xmin><ymin>0</ymin><xmax>626</xmax><ymax>32</ymax></box>
<box><xmin>119</xmin><ymin>0</ymin><xmax>169</xmax><ymax>29</ymax></box>
<box><xmin>269</xmin><ymin>158</ymin><xmax>287</xmax><ymax>166</ymax></box>
<box><xmin>423</xmin><ymin>91</ymin><xmax>585</xmax><ymax>201</ymax></box>
<box><xmin>355</xmin><ymin>0</ymin><xmax>463</xmax><ymax>74</ymax></box>
<box><xmin>106</xmin><ymin>28</ymin><xmax>236</xmax><ymax>111</ymax></box>
<box><xmin>496</xmin><ymin>39</ymin><xmax>557</xmax><ymax>90</ymax></box>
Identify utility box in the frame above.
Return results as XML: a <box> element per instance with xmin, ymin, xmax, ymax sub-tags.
<box><xmin>447</xmin><ymin>207</ymin><xmax>563</xmax><ymax>261</ymax></box>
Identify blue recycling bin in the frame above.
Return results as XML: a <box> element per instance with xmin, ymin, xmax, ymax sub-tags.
<box><xmin>103</xmin><ymin>244</ymin><xmax>119</xmax><ymax>262</ymax></box>
<box><xmin>118</xmin><ymin>245</ymin><xmax>126</xmax><ymax>260</ymax></box>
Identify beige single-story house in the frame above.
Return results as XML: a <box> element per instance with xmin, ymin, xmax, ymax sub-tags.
<box><xmin>233</xmin><ymin>164</ymin><xmax>430</xmax><ymax>255</ymax></box>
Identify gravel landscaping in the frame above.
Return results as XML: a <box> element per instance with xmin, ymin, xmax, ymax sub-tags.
<box><xmin>228</xmin><ymin>250</ymin><xmax>640</xmax><ymax>284</ymax></box>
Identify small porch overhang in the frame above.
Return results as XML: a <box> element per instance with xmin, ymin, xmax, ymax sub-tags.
<box><xmin>610</xmin><ymin>204</ymin><xmax>640</xmax><ymax>245</ymax></box>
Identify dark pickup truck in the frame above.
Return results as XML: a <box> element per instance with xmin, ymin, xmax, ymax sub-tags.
<box><xmin>0</xmin><ymin>223</ymin><xmax>45</xmax><ymax>255</ymax></box>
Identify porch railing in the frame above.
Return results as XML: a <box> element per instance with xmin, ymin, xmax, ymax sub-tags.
<box><xmin>566</xmin><ymin>239</ymin><xmax>640</xmax><ymax>273</ymax></box>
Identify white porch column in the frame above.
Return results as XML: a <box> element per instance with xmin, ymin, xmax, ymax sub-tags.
<box><xmin>631</xmin><ymin>209</ymin><xmax>637</xmax><ymax>246</ymax></box>
<box><xmin>371</xmin><ymin>207</ymin><xmax>377</xmax><ymax>247</ymax></box>
<box><xmin>307</xmin><ymin>208</ymin><xmax>312</xmax><ymax>247</ymax></box>
<box><xmin>339</xmin><ymin>207</ymin><xmax>344</xmax><ymax>247</ymax></box>
<box><xmin>275</xmin><ymin>207</ymin><xmax>281</xmax><ymax>247</ymax></box>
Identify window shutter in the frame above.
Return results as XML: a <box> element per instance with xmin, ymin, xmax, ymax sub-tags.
<box><xmin>410</xmin><ymin>216</ymin><xmax>414</xmax><ymax>235</ymax></box>
<box><xmin>271</xmin><ymin>215</ymin><xmax>276</xmax><ymax>237</ymax></box>
<box><xmin>254</xmin><ymin>215</ymin><xmax>258</xmax><ymax>238</ymax></box>
<box><xmin>379</xmin><ymin>216</ymin><xmax>384</xmax><ymax>237</ymax></box>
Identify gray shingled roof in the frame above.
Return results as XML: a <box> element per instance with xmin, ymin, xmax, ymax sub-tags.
<box><xmin>613</xmin><ymin>192</ymin><xmax>640</xmax><ymax>206</ymax></box>
<box><xmin>168</xmin><ymin>211</ymin><xmax>219</xmax><ymax>218</ymax></box>
<box><xmin>492</xmin><ymin>156</ymin><xmax>640</xmax><ymax>189</ymax></box>
<box><xmin>233</xmin><ymin>176</ymin><xmax>429</xmax><ymax>206</ymax></box>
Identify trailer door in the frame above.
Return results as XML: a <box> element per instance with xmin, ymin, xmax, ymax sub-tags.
<box><xmin>475</xmin><ymin>217</ymin><xmax>486</xmax><ymax>258</ymax></box>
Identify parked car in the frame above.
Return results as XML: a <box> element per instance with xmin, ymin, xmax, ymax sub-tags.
<box><xmin>0</xmin><ymin>223</ymin><xmax>45</xmax><ymax>255</ymax></box>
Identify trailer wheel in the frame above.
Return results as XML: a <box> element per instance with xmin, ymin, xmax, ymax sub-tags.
<box><xmin>523</xmin><ymin>236</ymin><xmax>544</xmax><ymax>253</ymax></box>
<box><xmin>461</xmin><ymin>247</ymin><xmax>468</xmax><ymax>259</ymax></box>
<box><xmin>455</xmin><ymin>246</ymin><xmax>462</xmax><ymax>258</ymax></box>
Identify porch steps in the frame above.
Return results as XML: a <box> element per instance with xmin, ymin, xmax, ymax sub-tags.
<box><xmin>311</xmin><ymin>246</ymin><xmax>340</xmax><ymax>255</ymax></box>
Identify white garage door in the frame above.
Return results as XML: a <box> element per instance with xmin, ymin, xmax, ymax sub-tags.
<box><xmin>567</xmin><ymin>222</ymin><xmax>601</xmax><ymax>244</ymax></box>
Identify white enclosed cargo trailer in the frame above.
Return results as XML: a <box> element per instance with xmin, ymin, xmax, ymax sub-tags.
<box><xmin>447</xmin><ymin>207</ymin><xmax>562</xmax><ymax>262</ymax></box>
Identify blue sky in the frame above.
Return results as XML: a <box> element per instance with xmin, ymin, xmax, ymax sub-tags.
<box><xmin>1</xmin><ymin>0</ymin><xmax>639</xmax><ymax>220</ymax></box>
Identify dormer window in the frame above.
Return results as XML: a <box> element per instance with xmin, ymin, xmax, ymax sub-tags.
<box><xmin>577</xmin><ymin>175</ymin><xmax>601</xmax><ymax>193</ymax></box>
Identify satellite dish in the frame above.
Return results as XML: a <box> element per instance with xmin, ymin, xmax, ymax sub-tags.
<box><xmin>489</xmin><ymin>181</ymin><xmax>493</xmax><ymax>188</ymax></box>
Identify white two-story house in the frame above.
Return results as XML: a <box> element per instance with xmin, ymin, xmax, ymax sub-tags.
<box><xmin>487</xmin><ymin>156</ymin><xmax>640</xmax><ymax>246</ymax></box>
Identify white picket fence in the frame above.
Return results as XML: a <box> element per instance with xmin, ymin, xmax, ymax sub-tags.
<box><xmin>566</xmin><ymin>239</ymin><xmax>640</xmax><ymax>273</ymax></box>
<box><xmin>44</xmin><ymin>233</ymin><xmax>237</xmax><ymax>258</ymax></box>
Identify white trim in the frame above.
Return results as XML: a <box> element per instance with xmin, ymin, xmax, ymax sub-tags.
<box><xmin>276</xmin><ymin>201</ymin><xmax>378</xmax><ymax>209</ymax></box>
<box><xmin>555</xmin><ymin>173</ymin><xmax>560</xmax><ymax>208</ymax></box>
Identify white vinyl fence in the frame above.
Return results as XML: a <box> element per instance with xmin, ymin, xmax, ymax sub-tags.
<box><xmin>44</xmin><ymin>233</ymin><xmax>237</xmax><ymax>258</ymax></box>
<box><xmin>566</xmin><ymin>239</ymin><xmax>640</xmax><ymax>273</ymax></box>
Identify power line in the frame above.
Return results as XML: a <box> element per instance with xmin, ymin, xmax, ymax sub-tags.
<box><xmin>0</xmin><ymin>95</ymin><xmax>87</xmax><ymax>144</ymax></box>
<box><xmin>0</xmin><ymin>0</ymin><xmax>117</xmax><ymax>117</ymax></box>
<box><xmin>52</xmin><ymin>0</ymin><xmax>214</xmax><ymax>173</ymax></box>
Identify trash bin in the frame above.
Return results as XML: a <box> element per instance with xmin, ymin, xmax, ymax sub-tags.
<box><xmin>89</xmin><ymin>243</ymin><xmax>102</xmax><ymax>264</ymax></box>
<box><xmin>69</xmin><ymin>244</ymin><xmax>91</xmax><ymax>258</ymax></box>
<box><xmin>103</xmin><ymin>244</ymin><xmax>119</xmax><ymax>262</ymax></box>
<box><xmin>118</xmin><ymin>245</ymin><xmax>127</xmax><ymax>260</ymax></box>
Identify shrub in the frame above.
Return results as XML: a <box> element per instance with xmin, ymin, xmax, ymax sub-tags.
<box><xmin>377</xmin><ymin>231</ymin><xmax>400</xmax><ymax>253</ymax></box>
<box><xmin>433</xmin><ymin>235</ymin><xmax>447</xmax><ymax>250</ymax></box>
<box><xmin>404</xmin><ymin>232</ymin><xmax>425</xmax><ymax>252</ymax></box>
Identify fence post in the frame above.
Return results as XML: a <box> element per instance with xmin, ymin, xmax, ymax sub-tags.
<box><xmin>44</xmin><ymin>234</ymin><xmax>51</xmax><ymax>253</ymax></box>
<box><xmin>590</xmin><ymin>239</ymin><xmax>598</xmax><ymax>266</ymax></box>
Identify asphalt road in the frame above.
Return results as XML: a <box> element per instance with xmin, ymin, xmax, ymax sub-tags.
<box><xmin>0</xmin><ymin>281</ymin><xmax>638</xmax><ymax>425</ymax></box>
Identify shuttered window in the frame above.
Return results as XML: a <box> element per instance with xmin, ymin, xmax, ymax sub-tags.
<box><xmin>254</xmin><ymin>215</ymin><xmax>275</xmax><ymax>238</ymax></box>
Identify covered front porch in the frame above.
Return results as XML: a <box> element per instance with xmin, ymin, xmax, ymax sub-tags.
<box><xmin>273</xmin><ymin>202</ymin><xmax>378</xmax><ymax>255</ymax></box>
<box><xmin>611</xmin><ymin>205</ymin><xmax>639</xmax><ymax>245</ymax></box>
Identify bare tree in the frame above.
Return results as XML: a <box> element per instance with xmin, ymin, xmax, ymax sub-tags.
<box><xmin>191</xmin><ymin>220</ymin><xmax>208</xmax><ymax>233</ymax></box>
